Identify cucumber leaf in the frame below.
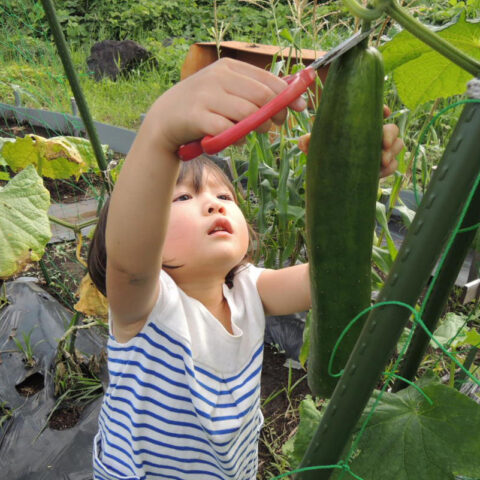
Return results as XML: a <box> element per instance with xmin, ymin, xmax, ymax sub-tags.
<box><xmin>284</xmin><ymin>382</ymin><xmax>480</xmax><ymax>480</ymax></box>
<box><xmin>57</xmin><ymin>136</ymin><xmax>109</xmax><ymax>170</ymax></box>
<box><xmin>74</xmin><ymin>273</ymin><xmax>108</xmax><ymax>318</ymax></box>
<box><xmin>381</xmin><ymin>13</ymin><xmax>480</xmax><ymax>108</ymax></box>
<box><xmin>2</xmin><ymin>135</ymin><xmax>87</xmax><ymax>179</ymax></box>
<box><xmin>0</xmin><ymin>165</ymin><xmax>51</xmax><ymax>279</ymax></box>
<box><xmin>348</xmin><ymin>383</ymin><xmax>480</xmax><ymax>480</ymax></box>
<box><xmin>0</xmin><ymin>137</ymin><xmax>15</xmax><ymax>167</ymax></box>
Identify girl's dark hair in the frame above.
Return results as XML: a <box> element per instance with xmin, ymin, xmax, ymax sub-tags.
<box><xmin>87</xmin><ymin>155</ymin><xmax>256</xmax><ymax>297</ymax></box>
<box><xmin>87</xmin><ymin>196</ymin><xmax>110</xmax><ymax>297</ymax></box>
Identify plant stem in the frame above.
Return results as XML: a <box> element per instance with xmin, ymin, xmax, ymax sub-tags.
<box><xmin>48</xmin><ymin>214</ymin><xmax>98</xmax><ymax>231</ymax></box>
<box><xmin>454</xmin><ymin>345</ymin><xmax>479</xmax><ymax>390</ymax></box>
<box><xmin>343</xmin><ymin>0</ymin><xmax>386</xmax><ymax>21</ymax></box>
<box><xmin>67</xmin><ymin>312</ymin><xmax>80</xmax><ymax>355</ymax></box>
<box><xmin>39</xmin><ymin>258</ymin><xmax>51</xmax><ymax>285</ymax></box>
<box><xmin>393</xmin><ymin>179</ymin><xmax>480</xmax><ymax>391</ymax></box>
<box><xmin>39</xmin><ymin>0</ymin><xmax>110</xmax><ymax>187</ymax></box>
<box><xmin>385</xmin><ymin>0</ymin><xmax>480</xmax><ymax>77</ymax></box>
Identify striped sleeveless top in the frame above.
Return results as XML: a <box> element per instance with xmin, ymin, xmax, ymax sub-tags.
<box><xmin>93</xmin><ymin>264</ymin><xmax>266</xmax><ymax>480</ymax></box>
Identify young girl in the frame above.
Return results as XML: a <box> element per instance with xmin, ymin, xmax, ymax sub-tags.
<box><xmin>88</xmin><ymin>58</ymin><xmax>403</xmax><ymax>480</ymax></box>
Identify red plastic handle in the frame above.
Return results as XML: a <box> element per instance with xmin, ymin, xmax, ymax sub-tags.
<box><xmin>177</xmin><ymin>67</ymin><xmax>317</xmax><ymax>161</ymax></box>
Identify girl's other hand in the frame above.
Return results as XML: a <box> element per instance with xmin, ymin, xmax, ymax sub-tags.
<box><xmin>147</xmin><ymin>58</ymin><xmax>307</xmax><ymax>154</ymax></box>
<box><xmin>380</xmin><ymin>106</ymin><xmax>403</xmax><ymax>178</ymax></box>
<box><xmin>298</xmin><ymin>105</ymin><xmax>404</xmax><ymax>178</ymax></box>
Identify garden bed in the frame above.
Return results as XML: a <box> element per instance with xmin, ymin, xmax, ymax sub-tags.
<box><xmin>1</xmin><ymin>271</ymin><xmax>309</xmax><ymax>480</ymax></box>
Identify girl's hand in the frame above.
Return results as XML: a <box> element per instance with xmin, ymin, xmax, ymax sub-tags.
<box><xmin>146</xmin><ymin>58</ymin><xmax>307</xmax><ymax>154</ymax></box>
<box><xmin>297</xmin><ymin>105</ymin><xmax>404</xmax><ymax>178</ymax></box>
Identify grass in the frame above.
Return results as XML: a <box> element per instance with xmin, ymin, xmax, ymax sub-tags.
<box><xmin>12</xmin><ymin>328</ymin><xmax>42</xmax><ymax>368</ymax></box>
<box><xmin>0</xmin><ymin>43</ymin><xmax>186</xmax><ymax>130</ymax></box>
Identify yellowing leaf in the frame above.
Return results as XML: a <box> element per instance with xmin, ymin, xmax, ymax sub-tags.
<box><xmin>75</xmin><ymin>273</ymin><xmax>108</xmax><ymax>318</ymax></box>
<box><xmin>59</xmin><ymin>136</ymin><xmax>110</xmax><ymax>171</ymax></box>
<box><xmin>2</xmin><ymin>135</ymin><xmax>87</xmax><ymax>179</ymax></box>
<box><xmin>460</xmin><ymin>328</ymin><xmax>480</xmax><ymax>347</ymax></box>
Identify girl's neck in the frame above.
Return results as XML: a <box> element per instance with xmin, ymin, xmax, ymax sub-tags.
<box><xmin>179</xmin><ymin>277</ymin><xmax>233</xmax><ymax>334</ymax></box>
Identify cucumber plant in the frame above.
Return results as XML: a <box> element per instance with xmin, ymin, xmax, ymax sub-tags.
<box><xmin>297</xmin><ymin>0</ymin><xmax>480</xmax><ymax>475</ymax></box>
<box><xmin>299</xmin><ymin>77</ymin><xmax>480</xmax><ymax>480</ymax></box>
<box><xmin>295</xmin><ymin>0</ymin><xmax>480</xmax><ymax>480</ymax></box>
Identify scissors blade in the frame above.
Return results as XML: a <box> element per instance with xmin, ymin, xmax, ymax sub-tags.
<box><xmin>309</xmin><ymin>29</ymin><xmax>373</xmax><ymax>71</ymax></box>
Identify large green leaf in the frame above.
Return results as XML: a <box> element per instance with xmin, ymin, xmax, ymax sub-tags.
<box><xmin>0</xmin><ymin>165</ymin><xmax>51</xmax><ymax>279</ymax></box>
<box><xmin>2</xmin><ymin>135</ymin><xmax>87</xmax><ymax>179</ymax></box>
<box><xmin>381</xmin><ymin>13</ymin><xmax>480</xmax><ymax>108</ymax></box>
<box><xmin>286</xmin><ymin>381</ymin><xmax>480</xmax><ymax>479</ymax></box>
<box><xmin>348</xmin><ymin>383</ymin><xmax>480</xmax><ymax>480</ymax></box>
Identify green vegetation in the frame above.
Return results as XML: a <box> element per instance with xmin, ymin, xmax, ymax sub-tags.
<box><xmin>0</xmin><ymin>1</ymin><xmax>479</xmax><ymax>479</ymax></box>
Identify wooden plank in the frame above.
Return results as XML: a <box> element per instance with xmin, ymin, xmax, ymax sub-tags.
<box><xmin>181</xmin><ymin>40</ymin><xmax>329</xmax><ymax>107</ymax></box>
<box><xmin>461</xmin><ymin>278</ymin><xmax>480</xmax><ymax>304</ymax></box>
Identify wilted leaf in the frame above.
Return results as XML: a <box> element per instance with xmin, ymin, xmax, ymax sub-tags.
<box><xmin>2</xmin><ymin>135</ymin><xmax>87</xmax><ymax>179</ymax></box>
<box><xmin>75</xmin><ymin>273</ymin><xmax>108</xmax><ymax>318</ymax></box>
<box><xmin>349</xmin><ymin>383</ymin><xmax>480</xmax><ymax>480</ymax></box>
<box><xmin>381</xmin><ymin>13</ymin><xmax>480</xmax><ymax>108</ymax></box>
<box><xmin>431</xmin><ymin>312</ymin><xmax>468</xmax><ymax>348</ymax></box>
<box><xmin>0</xmin><ymin>165</ymin><xmax>51</xmax><ymax>278</ymax></box>
<box><xmin>0</xmin><ymin>137</ymin><xmax>15</xmax><ymax>166</ymax></box>
<box><xmin>59</xmin><ymin>136</ymin><xmax>109</xmax><ymax>170</ymax></box>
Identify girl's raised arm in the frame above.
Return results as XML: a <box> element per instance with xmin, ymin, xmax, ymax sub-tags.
<box><xmin>105</xmin><ymin>59</ymin><xmax>306</xmax><ymax>341</ymax></box>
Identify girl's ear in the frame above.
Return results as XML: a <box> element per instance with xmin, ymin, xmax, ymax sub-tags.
<box><xmin>298</xmin><ymin>133</ymin><xmax>311</xmax><ymax>154</ymax></box>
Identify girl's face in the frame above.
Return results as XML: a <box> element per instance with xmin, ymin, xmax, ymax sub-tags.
<box><xmin>162</xmin><ymin>168</ymin><xmax>249</xmax><ymax>282</ymax></box>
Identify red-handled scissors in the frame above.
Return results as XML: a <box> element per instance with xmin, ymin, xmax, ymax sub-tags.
<box><xmin>177</xmin><ymin>29</ymin><xmax>372</xmax><ymax>161</ymax></box>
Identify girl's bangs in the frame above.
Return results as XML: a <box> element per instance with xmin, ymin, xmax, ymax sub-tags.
<box><xmin>177</xmin><ymin>156</ymin><xmax>237</xmax><ymax>200</ymax></box>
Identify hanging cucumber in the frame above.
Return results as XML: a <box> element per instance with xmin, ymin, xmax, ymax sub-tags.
<box><xmin>306</xmin><ymin>37</ymin><xmax>384</xmax><ymax>397</ymax></box>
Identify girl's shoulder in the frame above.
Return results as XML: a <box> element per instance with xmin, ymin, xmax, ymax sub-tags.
<box><xmin>233</xmin><ymin>263</ymin><xmax>265</xmax><ymax>286</ymax></box>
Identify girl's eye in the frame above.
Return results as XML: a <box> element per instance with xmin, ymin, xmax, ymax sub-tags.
<box><xmin>218</xmin><ymin>194</ymin><xmax>233</xmax><ymax>201</ymax></box>
<box><xmin>173</xmin><ymin>194</ymin><xmax>191</xmax><ymax>202</ymax></box>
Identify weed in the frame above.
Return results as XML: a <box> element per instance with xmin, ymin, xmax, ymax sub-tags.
<box><xmin>0</xmin><ymin>282</ymin><xmax>10</xmax><ymax>310</ymax></box>
<box><xmin>0</xmin><ymin>401</ymin><xmax>13</xmax><ymax>430</ymax></box>
<box><xmin>12</xmin><ymin>328</ymin><xmax>42</xmax><ymax>368</ymax></box>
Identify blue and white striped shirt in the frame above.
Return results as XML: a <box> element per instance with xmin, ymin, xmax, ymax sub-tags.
<box><xmin>93</xmin><ymin>265</ymin><xmax>266</xmax><ymax>480</ymax></box>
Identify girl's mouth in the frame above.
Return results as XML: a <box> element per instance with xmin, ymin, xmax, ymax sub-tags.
<box><xmin>208</xmin><ymin>218</ymin><xmax>233</xmax><ymax>235</ymax></box>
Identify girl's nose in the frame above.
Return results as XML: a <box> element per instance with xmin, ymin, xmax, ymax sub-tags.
<box><xmin>207</xmin><ymin>201</ymin><xmax>226</xmax><ymax>215</ymax></box>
